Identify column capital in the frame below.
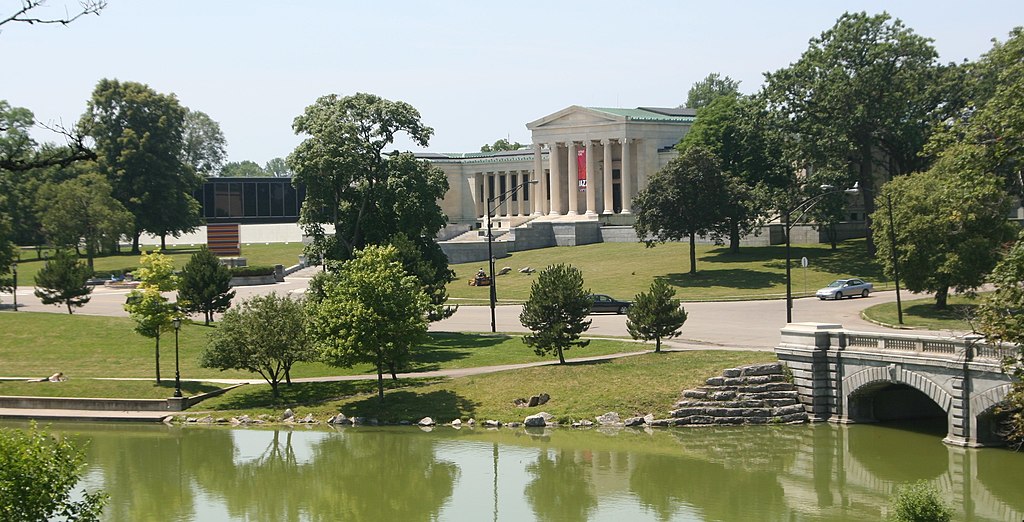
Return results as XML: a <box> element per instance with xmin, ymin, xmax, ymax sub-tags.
<box><xmin>600</xmin><ymin>138</ymin><xmax>612</xmax><ymax>146</ymax></box>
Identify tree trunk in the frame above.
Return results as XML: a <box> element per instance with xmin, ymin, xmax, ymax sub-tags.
<box><xmin>655</xmin><ymin>337</ymin><xmax>661</xmax><ymax>353</ymax></box>
<box><xmin>271</xmin><ymin>380</ymin><xmax>280</xmax><ymax>398</ymax></box>
<box><xmin>204</xmin><ymin>309</ymin><xmax>211</xmax><ymax>326</ymax></box>
<box><xmin>160</xmin><ymin>234</ymin><xmax>166</xmax><ymax>250</ymax></box>
<box><xmin>86</xmin><ymin>242</ymin><xmax>95</xmax><ymax>271</ymax></box>
<box><xmin>132</xmin><ymin>233</ymin><xmax>141</xmax><ymax>254</ymax></box>
<box><xmin>155</xmin><ymin>333</ymin><xmax>161</xmax><ymax>384</ymax></box>
<box><xmin>935</xmin><ymin>286</ymin><xmax>949</xmax><ymax>310</ymax></box>
<box><xmin>66</xmin><ymin>302</ymin><xmax>73</xmax><ymax>315</ymax></box>
<box><xmin>729</xmin><ymin>220</ymin><xmax>740</xmax><ymax>254</ymax></box>
<box><xmin>376</xmin><ymin>365</ymin><xmax>385</xmax><ymax>402</ymax></box>
<box><xmin>689</xmin><ymin>232</ymin><xmax>697</xmax><ymax>274</ymax></box>
<box><xmin>557</xmin><ymin>347</ymin><xmax>566</xmax><ymax>365</ymax></box>
<box><xmin>829</xmin><ymin>223</ymin><xmax>838</xmax><ymax>250</ymax></box>
<box><xmin>388</xmin><ymin>361</ymin><xmax>398</xmax><ymax>381</ymax></box>
<box><xmin>284</xmin><ymin>366</ymin><xmax>292</xmax><ymax>385</ymax></box>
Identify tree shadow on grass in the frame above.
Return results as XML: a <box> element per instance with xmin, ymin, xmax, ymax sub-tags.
<box><xmin>902</xmin><ymin>302</ymin><xmax>979</xmax><ymax>324</ymax></box>
<box><xmin>165</xmin><ymin>381</ymin><xmax>222</xmax><ymax>396</ymax></box>
<box><xmin>206</xmin><ymin>378</ymin><xmax>445</xmax><ymax>411</ymax></box>
<box><xmin>699</xmin><ymin>241</ymin><xmax>886</xmax><ymax>282</ymax></box>
<box><xmin>405</xmin><ymin>332</ymin><xmax>511</xmax><ymax>372</ymax></box>
<box><xmin>341</xmin><ymin>389</ymin><xmax>480</xmax><ymax>423</ymax></box>
<box><xmin>658</xmin><ymin>269</ymin><xmax>786</xmax><ymax>290</ymax></box>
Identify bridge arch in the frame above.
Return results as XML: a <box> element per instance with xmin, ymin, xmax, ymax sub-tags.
<box><xmin>971</xmin><ymin>383</ymin><xmax>1014</xmax><ymax>446</ymax></box>
<box><xmin>842</xmin><ymin>365</ymin><xmax>953</xmax><ymax>426</ymax></box>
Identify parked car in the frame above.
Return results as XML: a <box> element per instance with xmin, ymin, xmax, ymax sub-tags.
<box><xmin>590</xmin><ymin>294</ymin><xmax>631</xmax><ymax>314</ymax></box>
<box><xmin>816</xmin><ymin>278</ymin><xmax>873</xmax><ymax>300</ymax></box>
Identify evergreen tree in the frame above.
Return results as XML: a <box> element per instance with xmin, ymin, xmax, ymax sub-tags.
<box><xmin>519</xmin><ymin>264</ymin><xmax>592</xmax><ymax>364</ymax></box>
<box><xmin>33</xmin><ymin>250</ymin><xmax>93</xmax><ymax>314</ymax></box>
<box><xmin>626</xmin><ymin>280</ymin><xmax>688</xmax><ymax>353</ymax></box>
<box><xmin>178</xmin><ymin>247</ymin><xmax>235</xmax><ymax>325</ymax></box>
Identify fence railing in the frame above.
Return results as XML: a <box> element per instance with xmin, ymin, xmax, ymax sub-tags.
<box><xmin>842</xmin><ymin>331</ymin><xmax>1017</xmax><ymax>362</ymax></box>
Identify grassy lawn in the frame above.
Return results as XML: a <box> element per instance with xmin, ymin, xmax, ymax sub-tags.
<box><xmin>447</xmin><ymin>239</ymin><xmax>889</xmax><ymax>303</ymax></box>
<box><xmin>12</xmin><ymin>242</ymin><xmax>304</xmax><ymax>287</ymax></box>
<box><xmin>196</xmin><ymin>350</ymin><xmax>772</xmax><ymax>424</ymax></box>
<box><xmin>861</xmin><ymin>294</ymin><xmax>982</xmax><ymax>332</ymax></box>
<box><xmin>0</xmin><ymin>379</ymin><xmax>225</xmax><ymax>399</ymax></box>
<box><xmin>0</xmin><ymin>313</ymin><xmax>645</xmax><ymax>382</ymax></box>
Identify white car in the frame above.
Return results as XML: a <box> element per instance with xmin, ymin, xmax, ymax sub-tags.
<box><xmin>816</xmin><ymin>278</ymin><xmax>873</xmax><ymax>300</ymax></box>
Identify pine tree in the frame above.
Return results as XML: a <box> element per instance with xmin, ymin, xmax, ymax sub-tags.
<box><xmin>33</xmin><ymin>250</ymin><xmax>93</xmax><ymax>314</ymax></box>
<box><xmin>626</xmin><ymin>280</ymin><xmax>688</xmax><ymax>353</ymax></box>
<box><xmin>519</xmin><ymin>264</ymin><xmax>592</xmax><ymax>364</ymax></box>
<box><xmin>178</xmin><ymin>247</ymin><xmax>235</xmax><ymax>325</ymax></box>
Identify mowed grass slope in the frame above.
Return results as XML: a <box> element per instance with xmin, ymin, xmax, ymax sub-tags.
<box><xmin>448</xmin><ymin>239</ymin><xmax>888</xmax><ymax>303</ymax></box>
<box><xmin>12</xmin><ymin>242</ymin><xmax>304</xmax><ymax>286</ymax></box>
<box><xmin>0</xmin><ymin>313</ymin><xmax>645</xmax><ymax>382</ymax></box>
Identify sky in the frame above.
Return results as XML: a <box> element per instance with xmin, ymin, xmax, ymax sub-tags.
<box><xmin>2</xmin><ymin>1</ymin><xmax>1021</xmax><ymax>167</ymax></box>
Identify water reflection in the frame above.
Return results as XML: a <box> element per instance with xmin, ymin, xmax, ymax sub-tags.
<box><xmin>4</xmin><ymin>421</ymin><xmax>1020</xmax><ymax>521</ymax></box>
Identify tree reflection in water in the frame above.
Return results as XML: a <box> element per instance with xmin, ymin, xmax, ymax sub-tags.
<box><xmin>524</xmin><ymin>448</ymin><xmax>598</xmax><ymax>521</ymax></box>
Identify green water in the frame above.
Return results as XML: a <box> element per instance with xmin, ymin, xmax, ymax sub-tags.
<box><xmin>6</xmin><ymin>420</ymin><xmax>1024</xmax><ymax>521</ymax></box>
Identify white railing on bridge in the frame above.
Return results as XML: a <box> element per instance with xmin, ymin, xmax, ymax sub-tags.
<box><xmin>842</xmin><ymin>331</ymin><xmax>1016</xmax><ymax>362</ymax></box>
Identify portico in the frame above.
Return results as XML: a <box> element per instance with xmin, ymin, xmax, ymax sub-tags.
<box><xmin>430</xmin><ymin>105</ymin><xmax>695</xmax><ymax>228</ymax></box>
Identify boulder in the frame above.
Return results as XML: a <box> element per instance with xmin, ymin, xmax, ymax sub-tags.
<box><xmin>483</xmin><ymin>420</ymin><xmax>502</xmax><ymax>428</ymax></box>
<box><xmin>524</xmin><ymin>414</ymin><xmax>547</xmax><ymax>427</ymax></box>
<box><xmin>623</xmin><ymin>416</ymin><xmax>645</xmax><ymax>427</ymax></box>
<box><xmin>418</xmin><ymin>417</ymin><xmax>436</xmax><ymax>427</ymax></box>
<box><xmin>451</xmin><ymin>419</ymin><xmax>462</xmax><ymax>427</ymax></box>
<box><xmin>513</xmin><ymin>398</ymin><xmax>529</xmax><ymax>408</ymax></box>
<box><xmin>572</xmin><ymin>419</ymin><xmax>594</xmax><ymax>428</ymax></box>
<box><xmin>281</xmin><ymin>408</ymin><xmax>295</xmax><ymax>421</ymax></box>
<box><xmin>596</xmin><ymin>412</ymin><xmax>621</xmax><ymax>425</ymax></box>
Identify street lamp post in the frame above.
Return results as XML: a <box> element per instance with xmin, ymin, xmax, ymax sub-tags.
<box><xmin>11</xmin><ymin>262</ymin><xmax>16</xmax><ymax>312</ymax></box>
<box><xmin>846</xmin><ymin>182</ymin><xmax>903</xmax><ymax>324</ymax></box>
<box><xmin>172</xmin><ymin>318</ymin><xmax>182</xmax><ymax>398</ymax></box>
<box><xmin>784</xmin><ymin>185</ymin><xmax>838</xmax><ymax>324</ymax></box>
<box><xmin>486</xmin><ymin>179</ymin><xmax>539</xmax><ymax>333</ymax></box>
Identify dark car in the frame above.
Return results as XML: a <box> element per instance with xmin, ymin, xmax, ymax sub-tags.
<box><xmin>590</xmin><ymin>294</ymin><xmax>631</xmax><ymax>314</ymax></box>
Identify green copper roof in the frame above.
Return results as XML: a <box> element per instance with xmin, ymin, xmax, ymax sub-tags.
<box><xmin>588</xmin><ymin>107</ymin><xmax>695</xmax><ymax>122</ymax></box>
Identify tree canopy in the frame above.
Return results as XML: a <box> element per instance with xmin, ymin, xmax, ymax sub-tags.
<box><xmin>124</xmin><ymin>250</ymin><xmax>179</xmax><ymax>383</ymax></box>
<box><xmin>683</xmin><ymin>73</ymin><xmax>741</xmax><ymax>110</ymax></box>
<box><xmin>177</xmin><ymin>246</ymin><xmax>235</xmax><ymax>325</ymax></box>
<box><xmin>763</xmin><ymin>12</ymin><xmax>942</xmax><ymax>253</ymax></box>
<box><xmin>181</xmin><ymin>109</ymin><xmax>227</xmax><ymax>177</ymax></box>
<box><xmin>202</xmin><ymin>293</ymin><xmax>314</xmax><ymax>397</ymax></box>
<box><xmin>79</xmin><ymin>79</ymin><xmax>202</xmax><ymax>252</ymax></box>
<box><xmin>32</xmin><ymin>250</ymin><xmax>93</xmax><ymax>314</ymax></box>
<box><xmin>633</xmin><ymin>146</ymin><xmax>730</xmax><ymax>274</ymax></box>
<box><xmin>306</xmin><ymin>245</ymin><xmax>430</xmax><ymax>402</ymax></box>
<box><xmin>626</xmin><ymin>280</ymin><xmax>688</xmax><ymax>353</ymax></box>
<box><xmin>519</xmin><ymin>264</ymin><xmax>592</xmax><ymax>364</ymax></box>
<box><xmin>219</xmin><ymin>160</ymin><xmax>268</xmax><ymax>178</ymax></box>
<box><xmin>480</xmin><ymin>138</ymin><xmax>524</xmax><ymax>152</ymax></box>
<box><xmin>37</xmin><ymin>172</ymin><xmax>133</xmax><ymax>270</ymax></box>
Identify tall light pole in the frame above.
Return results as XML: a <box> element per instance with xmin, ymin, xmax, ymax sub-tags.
<box><xmin>10</xmin><ymin>262</ymin><xmax>16</xmax><ymax>312</ymax></box>
<box><xmin>487</xmin><ymin>178</ymin><xmax>539</xmax><ymax>333</ymax></box>
<box><xmin>784</xmin><ymin>185</ymin><xmax>838</xmax><ymax>324</ymax></box>
<box><xmin>172</xmin><ymin>318</ymin><xmax>182</xmax><ymax>398</ymax></box>
<box><xmin>846</xmin><ymin>182</ymin><xmax>903</xmax><ymax>324</ymax></box>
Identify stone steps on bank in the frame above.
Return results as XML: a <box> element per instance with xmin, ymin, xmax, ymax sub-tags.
<box><xmin>668</xmin><ymin>362</ymin><xmax>808</xmax><ymax>426</ymax></box>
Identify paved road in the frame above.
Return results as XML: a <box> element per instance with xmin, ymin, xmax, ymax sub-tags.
<box><xmin>2</xmin><ymin>265</ymin><xmax>963</xmax><ymax>350</ymax></box>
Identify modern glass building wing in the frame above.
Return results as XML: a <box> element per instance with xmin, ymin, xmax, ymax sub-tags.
<box><xmin>195</xmin><ymin>177</ymin><xmax>305</xmax><ymax>224</ymax></box>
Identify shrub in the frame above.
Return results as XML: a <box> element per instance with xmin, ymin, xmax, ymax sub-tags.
<box><xmin>888</xmin><ymin>481</ymin><xmax>953</xmax><ymax>522</ymax></box>
<box><xmin>229</xmin><ymin>265</ymin><xmax>276</xmax><ymax>277</ymax></box>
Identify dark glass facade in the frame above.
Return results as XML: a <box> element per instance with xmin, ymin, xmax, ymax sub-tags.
<box><xmin>195</xmin><ymin>177</ymin><xmax>304</xmax><ymax>224</ymax></box>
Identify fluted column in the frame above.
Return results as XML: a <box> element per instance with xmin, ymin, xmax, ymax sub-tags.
<box><xmin>566</xmin><ymin>141</ymin><xmax>579</xmax><ymax>215</ymax></box>
<box><xmin>548</xmin><ymin>143</ymin><xmax>561</xmax><ymax>215</ymax></box>
<box><xmin>485</xmin><ymin>172</ymin><xmax>495</xmax><ymax>226</ymax></box>
<box><xmin>621</xmin><ymin>139</ymin><xmax>632</xmax><ymax>214</ymax></box>
<box><xmin>532</xmin><ymin>144</ymin><xmax>545</xmax><ymax>215</ymax></box>
<box><xmin>585</xmin><ymin>140</ymin><xmax>597</xmax><ymax>216</ymax></box>
<box><xmin>601</xmin><ymin>139</ymin><xmax>613</xmax><ymax>214</ymax></box>
<box><xmin>474</xmin><ymin>173</ymin><xmax>484</xmax><ymax>218</ymax></box>
<box><xmin>512</xmin><ymin>172</ymin><xmax>521</xmax><ymax>216</ymax></box>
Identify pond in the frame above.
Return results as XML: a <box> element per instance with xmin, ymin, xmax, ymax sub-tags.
<box><xmin>6</xmin><ymin>420</ymin><xmax>1023</xmax><ymax>521</ymax></box>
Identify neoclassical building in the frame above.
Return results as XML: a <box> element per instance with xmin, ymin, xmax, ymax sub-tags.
<box><xmin>432</xmin><ymin>105</ymin><xmax>695</xmax><ymax>228</ymax></box>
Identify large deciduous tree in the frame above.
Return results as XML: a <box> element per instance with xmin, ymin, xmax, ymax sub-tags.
<box><xmin>519</xmin><ymin>264</ymin><xmax>592</xmax><ymax>365</ymax></box>
<box><xmin>79</xmin><ymin>79</ymin><xmax>202</xmax><ymax>252</ymax></box>
<box><xmin>37</xmin><ymin>173</ymin><xmax>133</xmax><ymax>270</ymax></box>
<box><xmin>180</xmin><ymin>109</ymin><xmax>227</xmax><ymax>178</ymax></box>
<box><xmin>683</xmin><ymin>72</ymin><xmax>740</xmax><ymax>109</ymax></box>
<box><xmin>678</xmin><ymin>93</ymin><xmax>791</xmax><ymax>252</ymax></box>
<box><xmin>626</xmin><ymin>280</ymin><xmax>688</xmax><ymax>353</ymax></box>
<box><xmin>219</xmin><ymin>160</ymin><xmax>268</xmax><ymax>178</ymax></box>
<box><xmin>306</xmin><ymin>245</ymin><xmax>430</xmax><ymax>402</ymax></box>
<box><xmin>480</xmin><ymin>138</ymin><xmax>524</xmax><ymax>152</ymax></box>
<box><xmin>263</xmin><ymin>157</ymin><xmax>291</xmax><ymax>178</ymax></box>
<box><xmin>763</xmin><ymin>12</ymin><xmax>941</xmax><ymax>253</ymax></box>
<box><xmin>124</xmin><ymin>250</ymin><xmax>179</xmax><ymax>384</ymax></box>
<box><xmin>177</xmin><ymin>246</ymin><xmax>235</xmax><ymax>325</ymax></box>
<box><xmin>32</xmin><ymin>250</ymin><xmax>93</xmax><ymax>314</ymax></box>
<box><xmin>871</xmin><ymin>147</ymin><xmax>1014</xmax><ymax>310</ymax></box>
<box><xmin>201</xmin><ymin>293</ymin><xmax>314</xmax><ymax>398</ymax></box>
<box><xmin>633</xmin><ymin>146</ymin><xmax>730</xmax><ymax>274</ymax></box>
<box><xmin>0</xmin><ymin>423</ymin><xmax>106</xmax><ymax>522</ymax></box>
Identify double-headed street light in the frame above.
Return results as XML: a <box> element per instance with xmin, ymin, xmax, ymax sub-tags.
<box><xmin>845</xmin><ymin>182</ymin><xmax>903</xmax><ymax>324</ymax></box>
<box><xmin>172</xmin><ymin>317</ymin><xmax>182</xmax><ymax>398</ymax></box>
<box><xmin>486</xmin><ymin>179</ymin><xmax>539</xmax><ymax>333</ymax></box>
<box><xmin>784</xmin><ymin>185</ymin><xmax>839</xmax><ymax>324</ymax></box>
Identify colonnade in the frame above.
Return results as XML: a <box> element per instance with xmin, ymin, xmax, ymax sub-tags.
<box><xmin>532</xmin><ymin>138</ymin><xmax>642</xmax><ymax>217</ymax></box>
<box><xmin>473</xmin><ymin>170</ymin><xmax>534</xmax><ymax>219</ymax></box>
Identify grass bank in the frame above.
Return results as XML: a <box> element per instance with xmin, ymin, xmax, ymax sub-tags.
<box><xmin>0</xmin><ymin>313</ymin><xmax>645</xmax><ymax>382</ymax></box>
<box><xmin>195</xmin><ymin>350</ymin><xmax>772</xmax><ymax>424</ymax></box>
<box><xmin>447</xmin><ymin>239</ymin><xmax>888</xmax><ymax>303</ymax></box>
<box><xmin>12</xmin><ymin>242</ymin><xmax>304</xmax><ymax>287</ymax></box>
<box><xmin>861</xmin><ymin>294</ymin><xmax>981</xmax><ymax>332</ymax></box>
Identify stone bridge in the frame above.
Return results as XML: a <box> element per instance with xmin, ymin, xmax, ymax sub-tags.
<box><xmin>775</xmin><ymin>323</ymin><xmax>1018</xmax><ymax>447</ymax></box>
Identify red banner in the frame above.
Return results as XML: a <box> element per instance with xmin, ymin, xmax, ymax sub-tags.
<box><xmin>576</xmin><ymin>148</ymin><xmax>587</xmax><ymax>191</ymax></box>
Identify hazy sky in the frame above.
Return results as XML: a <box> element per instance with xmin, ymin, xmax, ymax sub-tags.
<box><xmin>2</xmin><ymin>1</ymin><xmax>1021</xmax><ymax>167</ymax></box>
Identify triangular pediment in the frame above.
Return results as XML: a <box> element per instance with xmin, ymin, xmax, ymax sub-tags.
<box><xmin>526</xmin><ymin>106</ymin><xmax>622</xmax><ymax>130</ymax></box>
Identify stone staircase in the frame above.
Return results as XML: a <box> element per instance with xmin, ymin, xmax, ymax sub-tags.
<box><xmin>668</xmin><ymin>362</ymin><xmax>808</xmax><ymax>426</ymax></box>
